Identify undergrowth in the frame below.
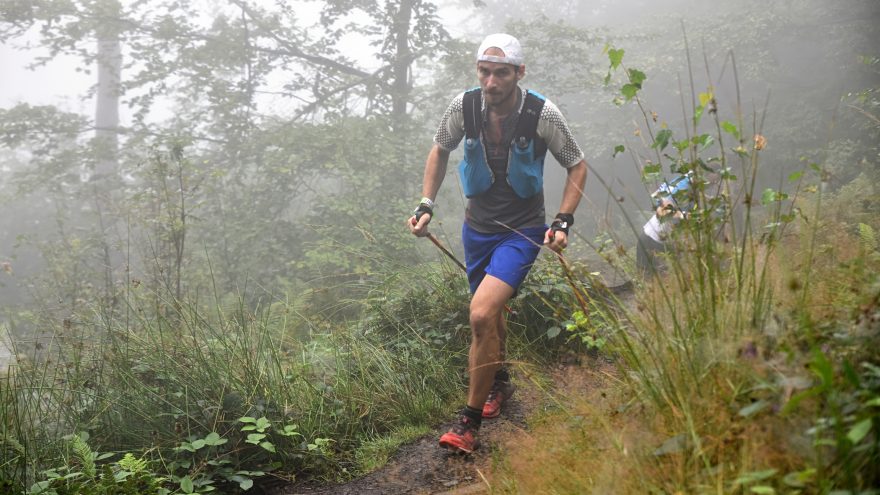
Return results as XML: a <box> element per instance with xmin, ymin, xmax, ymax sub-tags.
<box><xmin>488</xmin><ymin>43</ymin><xmax>880</xmax><ymax>494</ymax></box>
<box><xmin>0</xmin><ymin>262</ymin><xmax>469</xmax><ymax>493</ymax></box>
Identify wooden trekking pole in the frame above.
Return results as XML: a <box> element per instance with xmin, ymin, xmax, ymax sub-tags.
<box><xmin>547</xmin><ymin>230</ymin><xmax>590</xmax><ymax>317</ymax></box>
<box><xmin>426</xmin><ymin>233</ymin><xmax>466</xmax><ymax>272</ymax></box>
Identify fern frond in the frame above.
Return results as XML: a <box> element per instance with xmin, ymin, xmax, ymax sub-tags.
<box><xmin>69</xmin><ymin>434</ymin><xmax>96</xmax><ymax>480</ymax></box>
<box><xmin>858</xmin><ymin>223</ymin><xmax>877</xmax><ymax>252</ymax></box>
<box><xmin>117</xmin><ymin>452</ymin><xmax>148</xmax><ymax>473</ymax></box>
<box><xmin>0</xmin><ymin>433</ymin><xmax>25</xmax><ymax>456</ymax></box>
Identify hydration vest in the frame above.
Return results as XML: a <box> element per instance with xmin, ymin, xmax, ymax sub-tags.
<box><xmin>651</xmin><ymin>172</ymin><xmax>695</xmax><ymax>213</ymax></box>
<box><xmin>458</xmin><ymin>88</ymin><xmax>548</xmax><ymax>198</ymax></box>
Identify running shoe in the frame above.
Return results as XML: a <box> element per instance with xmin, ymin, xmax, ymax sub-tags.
<box><xmin>438</xmin><ymin>415</ymin><xmax>480</xmax><ymax>453</ymax></box>
<box><xmin>482</xmin><ymin>379</ymin><xmax>515</xmax><ymax>419</ymax></box>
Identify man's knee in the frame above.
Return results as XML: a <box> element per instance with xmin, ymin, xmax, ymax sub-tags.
<box><xmin>469</xmin><ymin>305</ymin><xmax>501</xmax><ymax>339</ymax></box>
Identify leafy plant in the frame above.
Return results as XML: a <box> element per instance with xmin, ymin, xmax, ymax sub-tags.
<box><xmin>26</xmin><ymin>437</ymin><xmax>164</xmax><ymax>495</ymax></box>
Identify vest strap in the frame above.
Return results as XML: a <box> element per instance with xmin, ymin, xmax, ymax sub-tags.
<box><xmin>463</xmin><ymin>88</ymin><xmax>482</xmax><ymax>140</ymax></box>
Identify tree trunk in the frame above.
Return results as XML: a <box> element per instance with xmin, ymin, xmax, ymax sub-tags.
<box><xmin>93</xmin><ymin>0</ymin><xmax>123</xmax><ymax>309</ymax></box>
<box><xmin>95</xmin><ymin>0</ymin><xmax>122</xmax><ymax>179</ymax></box>
<box><xmin>391</xmin><ymin>0</ymin><xmax>413</xmax><ymax>124</ymax></box>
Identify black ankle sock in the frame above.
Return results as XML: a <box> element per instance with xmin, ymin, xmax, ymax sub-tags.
<box><xmin>494</xmin><ymin>368</ymin><xmax>510</xmax><ymax>382</ymax></box>
<box><xmin>462</xmin><ymin>405</ymin><xmax>482</xmax><ymax>428</ymax></box>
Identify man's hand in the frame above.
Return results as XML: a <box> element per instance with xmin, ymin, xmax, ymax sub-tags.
<box><xmin>408</xmin><ymin>213</ymin><xmax>432</xmax><ymax>237</ymax></box>
<box><xmin>543</xmin><ymin>228</ymin><xmax>567</xmax><ymax>253</ymax></box>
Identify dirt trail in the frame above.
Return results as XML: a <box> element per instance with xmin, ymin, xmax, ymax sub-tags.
<box><xmin>274</xmin><ymin>278</ymin><xmax>633</xmax><ymax>495</ymax></box>
<box><xmin>273</xmin><ymin>356</ymin><xmax>614</xmax><ymax>495</ymax></box>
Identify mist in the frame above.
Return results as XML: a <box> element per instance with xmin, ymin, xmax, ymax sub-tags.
<box><xmin>2</xmin><ymin>0</ymin><xmax>878</xmax><ymax>348</ymax></box>
<box><xmin>0</xmin><ymin>0</ymin><xmax>879</xmax><ymax>489</ymax></box>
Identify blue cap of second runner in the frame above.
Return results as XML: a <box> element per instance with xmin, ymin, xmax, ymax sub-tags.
<box><xmin>476</xmin><ymin>33</ymin><xmax>524</xmax><ymax>66</ymax></box>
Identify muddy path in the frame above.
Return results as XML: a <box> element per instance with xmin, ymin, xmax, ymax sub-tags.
<box><xmin>271</xmin><ymin>356</ymin><xmax>615</xmax><ymax>495</ymax></box>
<box><xmin>272</xmin><ymin>278</ymin><xmax>633</xmax><ymax>495</ymax></box>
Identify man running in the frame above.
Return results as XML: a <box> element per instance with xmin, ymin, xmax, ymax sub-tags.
<box><xmin>407</xmin><ymin>33</ymin><xmax>588</xmax><ymax>453</ymax></box>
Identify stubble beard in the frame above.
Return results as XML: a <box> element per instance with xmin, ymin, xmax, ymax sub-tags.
<box><xmin>485</xmin><ymin>85</ymin><xmax>517</xmax><ymax>111</ymax></box>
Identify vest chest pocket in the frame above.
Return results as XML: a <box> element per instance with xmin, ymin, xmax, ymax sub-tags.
<box><xmin>459</xmin><ymin>137</ymin><xmax>494</xmax><ymax>198</ymax></box>
<box><xmin>507</xmin><ymin>139</ymin><xmax>544</xmax><ymax>199</ymax></box>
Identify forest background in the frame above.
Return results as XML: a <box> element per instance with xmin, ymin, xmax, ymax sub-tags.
<box><xmin>0</xmin><ymin>0</ymin><xmax>878</xmax><ymax>493</ymax></box>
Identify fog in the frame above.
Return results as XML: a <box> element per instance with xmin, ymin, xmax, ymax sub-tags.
<box><xmin>1</xmin><ymin>0</ymin><xmax>878</xmax><ymax>361</ymax></box>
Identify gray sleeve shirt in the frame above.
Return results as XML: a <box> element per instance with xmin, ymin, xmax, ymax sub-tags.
<box><xmin>432</xmin><ymin>88</ymin><xmax>585</xmax><ymax>233</ymax></box>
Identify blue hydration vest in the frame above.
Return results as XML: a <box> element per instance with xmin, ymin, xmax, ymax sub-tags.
<box><xmin>651</xmin><ymin>172</ymin><xmax>695</xmax><ymax>213</ymax></box>
<box><xmin>458</xmin><ymin>88</ymin><xmax>548</xmax><ymax>198</ymax></box>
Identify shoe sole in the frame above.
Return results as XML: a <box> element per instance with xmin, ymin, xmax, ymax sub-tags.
<box><xmin>481</xmin><ymin>410</ymin><xmax>501</xmax><ymax>419</ymax></box>
<box><xmin>439</xmin><ymin>439</ymin><xmax>479</xmax><ymax>454</ymax></box>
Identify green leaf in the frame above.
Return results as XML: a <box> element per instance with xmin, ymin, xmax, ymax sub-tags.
<box><xmin>693</xmin><ymin>105</ymin><xmax>704</xmax><ymax>126</ymax></box>
<box><xmin>751</xmin><ymin>486</ymin><xmax>776</xmax><ymax>494</ymax></box>
<box><xmin>721</xmin><ymin>121</ymin><xmax>740</xmax><ymax>140</ymax></box>
<box><xmin>246</xmin><ymin>433</ymin><xmax>266</xmax><ymax>444</ymax></box>
<box><xmin>621</xmin><ymin>84</ymin><xmax>639</xmax><ymax>101</ymax></box>
<box><xmin>782</xmin><ymin>468</ymin><xmax>816</xmax><ymax>487</ymax></box>
<box><xmin>652</xmin><ymin>129</ymin><xmax>673</xmax><ymax>151</ymax></box>
<box><xmin>280</xmin><ymin>425</ymin><xmax>301</xmax><ymax>437</ymax></box>
<box><xmin>847</xmin><ymin>419</ymin><xmax>872</xmax><ymax>445</ymax></box>
<box><xmin>761</xmin><ymin>189</ymin><xmax>778</xmax><ymax>205</ymax></box>
<box><xmin>259</xmin><ymin>441</ymin><xmax>276</xmax><ymax>453</ymax></box>
<box><xmin>612</xmin><ymin>144</ymin><xmax>625</xmax><ymax>157</ymax></box>
<box><xmin>546</xmin><ymin>326</ymin><xmax>561</xmax><ymax>339</ymax></box>
<box><xmin>642</xmin><ymin>163</ymin><xmax>662</xmax><ymax>178</ymax></box>
<box><xmin>866</xmin><ymin>398</ymin><xmax>880</xmax><ymax>407</ymax></box>
<box><xmin>256</xmin><ymin>417</ymin><xmax>272</xmax><ymax>430</ymax></box>
<box><xmin>239</xmin><ymin>417</ymin><xmax>256</xmax><ymax>424</ymax></box>
<box><xmin>204</xmin><ymin>432</ymin><xmax>227</xmax><ymax>446</ymax></box>
<box><xmin>842</xmin><ymin>360</ymin><xmax>860</xmax><ymax>387</ymax></box>
<box><xmin>627</xmin><ymin>68</ymin><xmax>646</xmax><ymax>87</ymax></box>
<box><xmin>608</xmin><ymin>48</ymin><xmax>624</xmax><ymax>69</ymax></box>
<box><xmin>788</xmin><ymin>171</ymin><xmax>804</xmax><ymax>182</ymax></box>
<box><xmin>734</xmin><ymin>469</ymin><xmax>778</xmax><ymax>485</ymax></box>
<box><xmin>239</xmin><ymin>479</ymin><xmax>254</xmax><ymax>490</ymax></box>
<box><xmin>809</xmin><ymin>348</ymin><xmax>834</xmax><ymax>388</ymax></box>
<box><xmin>191</xmin><ymin>439</ymin><xmax>206</xmax><ymax>450</ymax></box>
<box><xmin>694</xmin><ymin>133</ymin><xmax>714</xmax><ymax>151</ymax></box>
<box><xmin>180</xmin><ymin>476</ymin><xmax>194</xmax><ymax>494</ymax></box>
<box><xmin>738</xmin><ymin>400</ymin><xmax>769</xmax><ymax>418</ymax></box>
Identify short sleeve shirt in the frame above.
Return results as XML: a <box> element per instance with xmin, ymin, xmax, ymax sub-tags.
<box><xmin>433</xmin><ymin>88</ymin><xmax>584</xmax><ymax>233</ymax></box>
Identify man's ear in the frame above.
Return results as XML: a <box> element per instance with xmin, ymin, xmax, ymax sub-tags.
<box><xmin>516</xmin><ymin>64</ymin><xmax>526</xmax><ymax>80</ymax></box>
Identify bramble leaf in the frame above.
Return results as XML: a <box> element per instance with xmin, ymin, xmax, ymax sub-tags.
<box><xmin>621</xmin><ymin>84</ymin><xmax>639</xmax><ymax>101</ymax></box>
<box><xmin>627</xmin><ymin>68</ymin><xmax>646</xmax><ymax>87</ymax></box>
<box><xmin>721</xmin><ymin>120</ymin><xmax>741</xmax><ymax>140</ymax></box>
<box><xmin>608</xmin><ymin>48</ymin><xmax>624</xmax><ymax>69</ymax></box>
<box><xmin>652</xmin><ymin>129</ymin><xmax>673</xmax><ymax>150</ymax></box>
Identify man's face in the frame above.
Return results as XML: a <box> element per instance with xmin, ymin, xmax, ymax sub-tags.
<box><xmin>477</xmin><ymin>48</ymin><xmax>524</xmax><ymax>109</ymax></box>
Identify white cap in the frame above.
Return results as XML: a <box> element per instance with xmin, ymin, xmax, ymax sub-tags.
<box><xmin>476</xmin><ymin>33</ymin><xmax>524</xmax><ymax>66</ymax></box>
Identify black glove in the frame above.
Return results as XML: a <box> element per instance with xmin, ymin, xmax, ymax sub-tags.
<box><xmin>413</xmin><ymin>198</ymin><xmax>434</xmax><ymax>221</ymax></box>
<box><xmin>550</xmin><ymin>213</ymin><xmax>574</xmax><ymax>236</ymax></box>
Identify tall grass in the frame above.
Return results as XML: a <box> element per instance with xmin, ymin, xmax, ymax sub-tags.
<box><xmin>490</xmin><ymin>43</ymin><xmax>880</xmax><ymax>494</ymax></box>
<box><xmin>0</xmin><ymin>260</ymin><xmax>469</xmax><ymax>492</ymax></box>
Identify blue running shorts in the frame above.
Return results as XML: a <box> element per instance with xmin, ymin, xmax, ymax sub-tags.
<box><xmin>462</xmin><ymin>222</ymin><xmax>546</xmax><ymax>294</ymax></box>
